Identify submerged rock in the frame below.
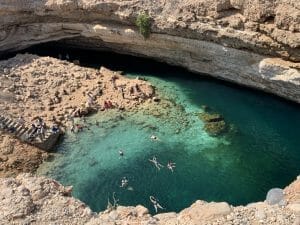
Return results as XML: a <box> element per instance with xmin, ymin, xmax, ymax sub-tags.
<box><xmin>199</xmin><ymin>112</ymin><xmax>227</xmax><ymax>136</ymax></box>
<box><xmin>199</xmin><ymin>113</ymin><xmax>224</xmax><ymax>123</ymax></box>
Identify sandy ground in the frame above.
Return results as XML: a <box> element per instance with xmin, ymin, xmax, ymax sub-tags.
<box><xmin>0</xmin><ymin>53</ymin><xmax>155</xmax><ymax>177</ymax></box>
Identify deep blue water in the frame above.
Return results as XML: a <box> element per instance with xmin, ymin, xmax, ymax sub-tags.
<box><xmin>31</xmin><ymin>44</ymin><xmax>300</xmax><ymax>214</ymax></box>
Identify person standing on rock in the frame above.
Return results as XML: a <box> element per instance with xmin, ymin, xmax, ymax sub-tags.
<box><xmin>111</xmin><ymin>76</ymin><xmax>117</xmax><ymax>90</ymax></box>
<box><xmin>120</xmin><ymin>86</ymin><xmax>125</xmax><ymax>99</ymax></box>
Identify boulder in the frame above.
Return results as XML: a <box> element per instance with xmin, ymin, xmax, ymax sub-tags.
<box><xmin>178</xmin><ymin>201</ymin><xmax>232</xmax><ymax>222</ymax></box>
<box><xmin>266</xmin><ymin>188</ymin><xmax>284</xmax><ymax>205</ymax></box>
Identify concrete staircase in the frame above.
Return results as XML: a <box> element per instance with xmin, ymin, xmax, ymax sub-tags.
<box><xmin>0</xmin><ymin>114</ymin><xmax>61</xmax><ymax>151</ymax></box>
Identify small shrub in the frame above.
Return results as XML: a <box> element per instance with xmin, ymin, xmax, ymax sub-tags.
<box><xmin>136</xmin><ymin>13</ymin><xmax>151</xmax><ymax>39</ymax></box>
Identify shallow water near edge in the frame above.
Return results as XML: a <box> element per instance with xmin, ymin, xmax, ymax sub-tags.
<box><xmin>33</xmin><ymin>45</ymin><xmax>300</xmax><ymax>213</ymax></box>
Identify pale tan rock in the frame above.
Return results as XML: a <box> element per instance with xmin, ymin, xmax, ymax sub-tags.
<box><xmin>154</xmin><ymin>212</ymin><xmax>178</xmax><ymax>224</ymax></box>
<box><xmin>0</xmin><ymin>0</ymin><xmax>299</xmax><ymax>102</ymax></box>
<box><xmin>0</xmin><ymin>174</ymin><xmax>299</xmax><ymax>225</ymax></box>
<box><xmin>178</xmin><ymin>201</ymin><xmax>232</xmax><ymax>223</ymax></box>
<box><xmin>288</xmin><ymin>204</ymin><xmax>300</xmax><ymax>213</ymax></box>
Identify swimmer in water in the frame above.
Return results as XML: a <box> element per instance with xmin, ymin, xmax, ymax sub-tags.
<box><xmin>120</xmin><ymin>177</ymin><xmax>128</xmax><ymax>188</ymax></box>
<box><xmin>167</xmin><ymin>161</ymin><xmax>176</xmax><ymax>172</ymax></box>
<box><xmin>119</xmin><ymin>150</ymin><xmax>124</xmax><ymax>157</ymax></box>
<box><xmin>149</xmin><ymin>156</ymin><xmax>164</xmax><ymax>170</ymax></box>
<box><xmin>150</xmin><ymin>196</ymin><xmax>164</xmax><ymax>213</ymax></box>
<box><xmin>150</xmin><ymin>135</ymin><xmax>160</xmax><ymax>141</ymax></box>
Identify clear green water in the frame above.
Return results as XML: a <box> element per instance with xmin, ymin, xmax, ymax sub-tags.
<box><xmin>32</xmin><ymin>45</ymin><xmax>300</xmax><ymax>214</ymax></box>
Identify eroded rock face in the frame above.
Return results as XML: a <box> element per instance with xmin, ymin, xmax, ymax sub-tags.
<box><xmin>0</xmin><ymin>174</ymin><xmax>299</xmax><ymax>225</ymax></box>
<box><xmin>0</xmin><ymin>0</ymin><xmax>299</xmax><ymax>59</ymax></box>
<box><xmin>0</xmin><ymin>0</ymin><xmax>299</xmax><ymax>104</ymax></box>
<box><xmin>0</xmin><ymin>174</ymin><xmax>94</xmax><ymax>224</ymax></box>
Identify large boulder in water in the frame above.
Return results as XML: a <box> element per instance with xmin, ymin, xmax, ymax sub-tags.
<box><xmin>266</xmin><ymin>188</ymin><xmax>285</xmax><ymax>205</ymax></box>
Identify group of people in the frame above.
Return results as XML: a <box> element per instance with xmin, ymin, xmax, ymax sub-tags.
<box><xmin>116</xmin><ymin>134</ymin><xmax>176</xmax><ymax>213</ymax></box>
<box><xmin>0</xmin><ymin>114</ymin><xmax>60</xmax><ymax>143</ymax></box>
<box><xmin>149</xmin><ymin>156</ymin><xmax>176</xmax><ymax>173</ymax></box>
<box><xmin>104</xmin><ymin>100</ymin><xmax>114</xmax><ymax>109</ymax></box>
<box><xmin>26</xmin><ymin>117</ymin><xmax>59</xmax><ymax>142</ymax></box>
<box><xmin>29</xmin><ymin>117</ymin><xmax>45</xmax><ymax>139</ymax></box>
<box><xmin>110</xmin><ymin>73</ymin><xmax>146</xmax><ymax>101</ymax></box>
<box><xmin>27</xmin><ymin>117</ymin><xmax>56</xmax><ymax>141</ymax></box>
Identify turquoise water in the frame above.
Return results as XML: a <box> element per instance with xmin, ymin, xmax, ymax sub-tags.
<box><xmin>33</xmin><ymin>46</ymin><xmax>300</xmax><ymax>214</ymax></box>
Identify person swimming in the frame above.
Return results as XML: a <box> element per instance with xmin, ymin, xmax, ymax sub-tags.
<box><xmin>149</xmin><ymin>196</ymin><xmax>164</xmax><ymax>213</ymax></box>
<box><xmin>120</xmin><ymin>177</ymin><xmax>128</xmax><ymax>188</ymax></box>
<box><xmin>150</xmin><ymin>135</ymin><xmax>159</xmax><ymax>141</ymax></box>
<box><xmin>167</xmin><ymin>161</ymin><xmax>176</xmax><ymax>172</ymax></box>
<box><xmin>119</xmin><ymin>150</ymin><xmax>124</xmax><ymax>157</ymax></box>
<box><xmin>149</xmin><ymin>156</ymin><xmax>164</xmax><ymax>170</ymax></box>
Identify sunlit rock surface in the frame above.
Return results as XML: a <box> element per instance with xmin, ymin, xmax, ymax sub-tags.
<box><xmin>0</xmin><ymin>0</ymin><xmax>299</xmax><ymax>103</ymax></box>
<box><xmin>0</xmin><ymin>174</ymin><xmax>299</xmax><ymax>224</ymax></box>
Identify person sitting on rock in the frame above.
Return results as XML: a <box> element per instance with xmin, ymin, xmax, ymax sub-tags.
<box><xmin>104</xmin><ymin>101</ymin><xmax>109</xmax><ymax>109</ymax></box>
<box><xmin>135</xmin><ymin>84</ymin><xmax>141</xmax><ymax>92</ymax></box>
<box><xmin>31</xmin><ymin>123</ymin><xmax>38</xmax><ymax>135</ymax></box>
<box><xmin>129</xmin><ymin>86</ymin><xmax>134</xmax><ymax>95</ymax></box>
<box><xmin>110</xmin><ymin>75</ymin><xmax>118</xmax><ymax>90</ymax></box>
<box><xmin>107</xmin><ymin>101</ymin><xmax>113</xmax><ymax>108</ymax></box>
<box><xmin>119</xmin><ymin>86</ymin><xmax>125</xmax><ymax>99</ymax></box>
<box><xmin>38</xmin><ymin>125</ymin><xmax>45</xmax><ymax>140</ymax></box>
<box><xmin>87</xmin><ymin>92</ymin><xmax>94</xmax><ymax>104</ymax></box>
<box><xmin>8</xmin><ymin>126</ymin><xmax>16</xmax><ymax>133</ymax></box>
<box><xmin>51</xmin><ymin>124</ymin><xmax>59</xmax><ymax>134</ymax></box>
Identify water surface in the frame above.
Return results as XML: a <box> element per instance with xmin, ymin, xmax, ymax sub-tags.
<box><xmin>34</xmin><ymin>45</ymin><xmax>300</xmax><ymax>213</ymax></box>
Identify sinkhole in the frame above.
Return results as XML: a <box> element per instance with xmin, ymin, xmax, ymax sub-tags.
<box><xmin>6</xmin><ymin>42</ymin><xmax>300</xmax><ymax>214</ymax></box>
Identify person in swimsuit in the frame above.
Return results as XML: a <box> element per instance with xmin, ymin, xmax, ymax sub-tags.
<box><xmin>149</xmin><ymin>156</ymin><xmax>164</xmax><ymax>170</ymax></box>
<box><xmin>120</xmin><ymin>177</ymin><xmax>128</xmax><ymax>188</ymax></box>
<box><xmin>167</xmin><ymin>161</ymin><xmax>176</xmax><ymax>172</ymax></box>
<box><xmin>150</xmin><ymin>135</ymin><xmax>160</xmax><ymax>141</ymax></box>
<box><xmin>150</xmin><ymin>196</ymin><xmax>164</xmax><ymax>213</ymax></box>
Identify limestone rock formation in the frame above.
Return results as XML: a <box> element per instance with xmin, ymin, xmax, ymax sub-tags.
<box><xmin>0</xmin><ymin>174</ymin><xmax>299</xmax><ymax>225</ymax></box>
<box><xmin>0</xmin><ymin>0</ymin><xmax>299</xmax><ymax>103</ymax></box>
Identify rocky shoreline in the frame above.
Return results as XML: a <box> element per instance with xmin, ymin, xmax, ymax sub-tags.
<box><xmin>0</xmin><ymin>1</ymin><xmax>300</xmax><ymax>224</ymax></box>
<box><xmin>0</xmin><ymin>173</ymin><xmax>299</xmax><ymax>225</ymax></box>
<box><xmin>0</xmin><ymin>54</ymin><xmax>154</xmax><ymax>178</ymax></box>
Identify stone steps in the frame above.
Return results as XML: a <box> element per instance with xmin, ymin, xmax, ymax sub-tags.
<box><xmin>0</xmin><ymin>114</ymin><xmax>61</xmax><ymax>151</ymax></box>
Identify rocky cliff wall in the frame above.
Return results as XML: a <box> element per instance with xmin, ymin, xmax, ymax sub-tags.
<box><xmin>0</xmin><ymin>174</ymin><xmax>299</xmax><ymax>225</ymax></box>
<box><xmin>0</xmin><ymin>0</ymin><xmax>300</xmax><ymax>103</ymax></box>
